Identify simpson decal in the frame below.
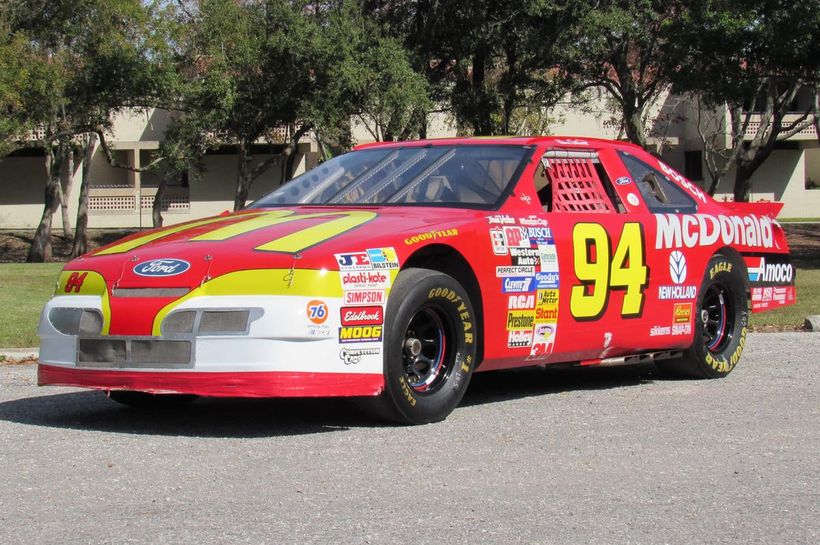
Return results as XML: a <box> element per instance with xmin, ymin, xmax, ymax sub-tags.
<box><xmin>343</xmin><ymin>290</ymin><xmax>385</xmax><ymax>305</ymax></box>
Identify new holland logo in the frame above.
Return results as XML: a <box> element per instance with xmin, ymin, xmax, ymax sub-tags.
<box><xmin>133</xmin><ymin>258</ymin><xmax>190</xmax><ymax>277</ymax></box>
<box><xmin>669</xmin><ymin>251</ymin><xmax>687</xmax><ymax>284</ymax></box>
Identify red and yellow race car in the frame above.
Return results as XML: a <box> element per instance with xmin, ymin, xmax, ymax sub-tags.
<box><xmin>37</xmin><ymin>137</ymin><xmax>796</xmax><ymax>423</ymax></box>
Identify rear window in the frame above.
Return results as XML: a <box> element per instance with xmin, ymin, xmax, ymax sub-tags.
<box><xmin>618</xmin><ymin>151</ymin><xmax>697</xmax><ymax>214</ymax></box>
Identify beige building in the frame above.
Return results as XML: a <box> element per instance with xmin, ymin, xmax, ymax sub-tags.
<box><xmin>1</xmin><ymin>96</ymin><xmax>818</xmax><ymax>230</ymax></box>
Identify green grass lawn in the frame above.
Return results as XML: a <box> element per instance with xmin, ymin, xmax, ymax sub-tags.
<box><xmin>0</xmin><ymin>263</ymin><xmax>62</xmax><ymax>348</ymax></box>
<box><xmin>0</xmin><ymin>263</ymin><xmax>816</xmax><ymax>349</ymax></box>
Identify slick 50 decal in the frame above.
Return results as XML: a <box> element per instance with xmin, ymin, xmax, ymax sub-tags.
<box><xmin>570</xmin><ymin>223</ymin><xmax>648</xmax><ymax>320</ymax></box>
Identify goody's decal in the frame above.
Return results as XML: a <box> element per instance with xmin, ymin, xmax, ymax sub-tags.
<box><xmin>669</xmin><ymin>251</ymin><xmax>687</xmax><ymax>284</ymax></box>
<box><xmin>133</xmin><ymin>258</ymin><xmax>191</xmax><ymax>277</ymax></box>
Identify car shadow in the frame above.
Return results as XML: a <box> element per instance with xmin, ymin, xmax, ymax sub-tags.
<box><xmin>0</xmin><ymin>363</ymin><xmax>661</xmax><ymax>437</ymax></box>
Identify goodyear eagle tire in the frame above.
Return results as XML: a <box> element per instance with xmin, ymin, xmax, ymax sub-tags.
<box><xmin>372</xmin><ymin>268</ymin><xmax>476</xmax><ymax>424</ymax></box>
<box><xmin>107</xmin><ymin>390</ymin><xmax>198</xmax><ymax>409</ymax></box>
<box><xmin>658</xmin><ymin>254</ymin><xmax>749</xmax><ymax>379</ymax></box>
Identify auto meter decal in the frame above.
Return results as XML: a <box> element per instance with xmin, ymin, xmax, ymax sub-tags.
<box><xmin>133</xmin><ymin>258</ymin><xmax>190</xmax><ymax>277</ymax></box>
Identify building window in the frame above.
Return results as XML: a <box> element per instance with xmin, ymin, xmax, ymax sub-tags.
<box><xmin>684</xmin><ymin>151</ymin><xmax>703</xmax><ymax>181</ymax></box>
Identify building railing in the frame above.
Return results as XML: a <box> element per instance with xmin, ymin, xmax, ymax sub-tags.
<box><xmin>743</xmin><ymin>113</ymin><xmax>817</xmax><ymax>140</ymax></box>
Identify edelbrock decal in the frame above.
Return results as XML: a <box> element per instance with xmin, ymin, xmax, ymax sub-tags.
<box><xmin>133</xmin><ymin>258</ymin><xmax>190</xmax><ymax>277</ymax></box>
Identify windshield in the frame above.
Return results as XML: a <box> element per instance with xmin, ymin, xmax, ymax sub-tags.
<box><xmin>249</xmin><ymin>145</ymin><xmax>531</xmax><ymax>208</ymax></box>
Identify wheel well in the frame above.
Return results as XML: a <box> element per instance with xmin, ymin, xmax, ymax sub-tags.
<box><xmin>402</xmin><ymin>244</ymin><xmax>485</xmax><ymax>366</ymax></box>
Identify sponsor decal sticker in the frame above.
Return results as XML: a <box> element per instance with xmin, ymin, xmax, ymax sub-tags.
<box><xmin>335</xmin><ymin>252</ymin><xmax>372</xmax><ymax>270</ymax></box>
<box><xmin>507</xmin><ymin>329</ymin><xmax>534</xmax><ymax>348</ymax></box>
<box><xmin>529</xmin><ymin>323</ymin><xmax>556</xmax><ymax>359</ymax></box>
<box><xmin>655</xmin><ymin>214</ymin><xmax>774</xmax><ymax>250</ymax></box>
<box><xmin>404</xmin><ymin>229</ymin><xmax>459</xmax><ymax>246</ymax></box>
<box><xmin>508</xmin><ymin>294</ymin><xmax>536</xmax><ymax>310</ymax></box>
<box><xmin>518</xmin><ymin>216</ymin><xmax>549</xmax><ymax>227</ymax></box>
<box><xmin>555</xmin><ymin>138</ymin><xmax>589</xmax><ymax>146</ymax></box>
<box><xmin>502</xmin><ymin>276</ymin><xmax>535</xmax><ymax>293</ymax></box>
<box><xmin>307</xmin><ymin>325</ymin><xmax>331</xmax><ymax>337</ymax></box>
<box><xmin>490</xmin><ymin>227</ymin><xmax>508</xmax><ymax>255</ymax></box>
<box><xmin>343</xmin><ymin>290</ymin><xmax>385</xmax><ymax>305</ymax></box>
<box><xmin>669</xmin><ymin>251</ymin><xmax>687</xmax><ymax>284</ymax></box>
<box><xmin>615</xmin><ymin>176</ymin><xmax>632</xmax><ymax>185</ymax></box>
<box><xmin>366</xmin><ymin>247</ymin><xmax>399</xmax><ymax>269</ymax></box>
<box><xmin>133</xmin><ymin>258</ymin><xmax>190</xmax><ymax>277</ymax></box>
<box><xmin>339</xmin><ymin>347</ymin><xmax>380</xmax><ymax>365</ymax></box>
<box><xmin>488</xmin><ymin>214</ymin><xmax>516</xmax><ymax>225</ymax></box>
<box><xmin>535</xmin><ymin>272</ymin><xmax>559</xmax><ymax>289</ymax></box>
<box><xmin>673</xmin><ymin>302</ymin><xmax>692</xmax><ymax>324</ymax></box>
<box><xmin>626</xmin><ymin>193</ymin><xmax>640</xmax><ymax>207</ymax></box>
<box><xmin>745</xmin><ymin>256</ymin><xmax>794</xmax><ymax>284</ymax></box>
<box><xmin>503</xmin><ymin>226</ymin><xmax>530</xmax><ymax>248</ymax></box>
<box><xmin>339</xmin><ymin>325</ymin><xmax>383</xmax><ymax>343</ymax></box>
<box><xmin>496</xmin><ymin>265</ymin><xmax>536</xmax><ymax>277</ymax></box>
<box><xmin>340</xmin><ymin>306</ymin><xmax>384</xmax><ymax>326</ymax></box>
<box><xmin>538</xmin><ymin>244</ymin><xmax>559</xmax><ymax>273</ymax></box>
<box><xmin>306</xmin><ymin>300</ymin><xmax>329</xmax><ymax>324</ymax></box>
<box><xmin>658</xmin><ymin>285</ymin><xmax>697</xmax><ymax>300</ymax></box>
<box><xmin>507</xmin><ymin>311</ymin><xmax>535</xmax><ymax>330</ymax></box>
<box><xmin>341</xmin><ymin>271</ymin><xmax>391</xmax><ymax>290</ymax></box>
<box><xmin>658</xmin><ymin>161</ymin><xmax>706</xmax><ymax>203</ymax></box>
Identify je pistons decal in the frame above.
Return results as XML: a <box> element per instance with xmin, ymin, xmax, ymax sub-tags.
<box><xmin>133</xmin><ymin>258</ymin><xmax>190</xmax><ymax>277</ymax></box>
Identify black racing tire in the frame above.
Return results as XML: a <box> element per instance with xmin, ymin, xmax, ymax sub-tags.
<box><xmin>370</xmin><ymin>268</ymin><xmax>477</xmax><ymax>424</ymax></box>
<box><xmin>107</xmin><ymin>390</ymin><xmax>198</xmax><ymax>409</ymax></box>
<box><xmin>657</xmin><ymin>253</ymin><xmax>749</xmax><ymax>379</ymax></box>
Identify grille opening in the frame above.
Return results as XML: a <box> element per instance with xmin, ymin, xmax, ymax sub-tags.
<box><xmin>199</xmin><ymin>310</ymin><xmax>250</xmax><ymax>333</ymax></box>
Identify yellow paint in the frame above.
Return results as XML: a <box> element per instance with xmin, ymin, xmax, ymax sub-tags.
<box><xmin>151</xmin><ymin>268</ymin><xmax>342</xmax><ymax>335</ymax></box>
<box><xmin>56</xmin><ymin>270</ymin><xmax>112</xmax><ymax>334</ymax></box>
<box><xmin>94</xmin><ymin>215</ymin><xmax>266</xmax><ymax>255</ymax></box>
<box><xmin>253</xmin><ymin>211</ymin><xmax>377</xmax><ymax>253</ymax></box>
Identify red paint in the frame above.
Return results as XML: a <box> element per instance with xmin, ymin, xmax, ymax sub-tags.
<box><xmin>38</xmin><ymin>364</ymin><xmax>384</xmax><ymax>398</ymax></box>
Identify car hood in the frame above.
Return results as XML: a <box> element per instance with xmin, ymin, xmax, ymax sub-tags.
<box><xmin>67</xmin><ymin>206</ymin><xmax>483</xmax><ymax>288</ymax></box>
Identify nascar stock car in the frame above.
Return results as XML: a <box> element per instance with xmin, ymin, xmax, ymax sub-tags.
<box><xmin>37</xmin><ymin>137</ymin><xmax>796</xmax><ymax>424</ymax></box>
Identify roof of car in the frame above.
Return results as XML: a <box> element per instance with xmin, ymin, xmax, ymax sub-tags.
<box><xmin>353</xmin><ymin>136</ymin><xmax>646</xmax><ymax>152</ymax></box>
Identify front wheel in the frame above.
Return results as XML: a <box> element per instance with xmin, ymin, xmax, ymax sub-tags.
<box><xmin>371</xmin><ymin>268</ymin><xmax>477</xmax><ymax>424</ymax></box>
<box><xmin>657</xmin><ymin>254</ymin><xmax>749</xmax><ymax>379</ymax></box>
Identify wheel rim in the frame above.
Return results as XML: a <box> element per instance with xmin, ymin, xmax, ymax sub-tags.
<box><xmin>701</xmin><ymin>282</ymin><xmax>734</xmax><ymax>352</ymax></box>
<box><xmin>402</xmin><ymin>306</ymin><xmax>451</xmax><ymax>393</ymax></box>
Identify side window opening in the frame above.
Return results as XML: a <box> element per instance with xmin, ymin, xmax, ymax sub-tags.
<box><xmin>539</xmin><ymin>150</ymin><xmax>622</xmax><ymax>213</ymax></box>
<box><xmin>618</xmin><ymin>151</ymin><xmax>697</xmax><ymax>214</ymax></box>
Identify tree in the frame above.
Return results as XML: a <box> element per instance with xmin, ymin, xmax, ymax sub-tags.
<box><xmin>672</xmin><ymin>0</ymin><xmax>820</xmax><ymax>201</ymax></box>
<box><xmin>374</xmin><ymin>0</ymin><xmax>579</xmax><ymax>136</ymax></box>
<box><xmin>5</xmin><ymin>0</ymin><xmax>174</xmax><ymax>261</ymax></box>
<box><xmin>557</xmin><ymin>0</ymin><xmax>686</xmax><ymax>149</ymax></box>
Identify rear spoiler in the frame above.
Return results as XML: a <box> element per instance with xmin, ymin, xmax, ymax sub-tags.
<box><xmin>719</xmin><ymin>201</ymin><xmax>784</xmax><ymax>219</ymax></box>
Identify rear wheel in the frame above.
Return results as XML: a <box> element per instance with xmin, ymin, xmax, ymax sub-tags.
<box><xmin>107</xmin><ymin>390</ymin><xmax>198</xmax><ymax>409</ymax></box>
<box><xmin>370</xmin><ymin>268</ymin><xmax>477</xmax><ymax>424</ymax></box>
<box><xmin>657</xmin><ymin>254</ymin><xmax>749</xmax><ymax>379</ymax></box>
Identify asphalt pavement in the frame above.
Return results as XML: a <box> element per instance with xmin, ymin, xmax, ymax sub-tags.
<box><xmin>0</xmin><ymin>332</ymin><xmax>817</xmax><ymax>545</ymax></box>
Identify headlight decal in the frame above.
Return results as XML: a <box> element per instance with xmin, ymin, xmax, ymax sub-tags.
<box><xmin>55</xmin><ymin>270</ymin><xmax>112</xmax><ymax>335</ymax></box>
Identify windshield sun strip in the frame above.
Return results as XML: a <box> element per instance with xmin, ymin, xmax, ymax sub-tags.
<box><xmin>326</xmin><ymin>149</ymin><xmax>400</xmax><ymax>204</ymax></box>
<box><xmin>386</xmin><ymin>148</ymin><xmax>458</xmax><ymax>204</ymax></box>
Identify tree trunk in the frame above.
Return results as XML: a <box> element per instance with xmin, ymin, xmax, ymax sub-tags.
<box><xmin>59</xmin><ymin>146</ymin><xmax>75</xmax><ymax>240</ymax></box>
<box><xmin>152</xmin><ymin>172</ymin><xmax>169</xmax><ymax>228</ymax></box>
<box><xmin>622</xmin><ymin>97</ymin><xmax>647</xmax><ymax>149</ymax></box>
<box><xmin>472</xmin><ymin>47</ymin><xmax>492</xmax><ymax>136</ymax></box>
<box><xmin>71</xmin><ymin>134</ymin><xmax>97</xmax><ymax>258</ymax></box>
<box><xmin>233</xmin><ymin>141</ymin><xmax>251</xmax><ymax>211</ymax></box>
<box><xmin>27</xmin><ymin>144</ymin><xmax>64</xmax><ymax>262</ymax></box>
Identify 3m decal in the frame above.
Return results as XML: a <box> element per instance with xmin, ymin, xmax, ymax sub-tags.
<box><xmin>306</xmin><ymin>300</ymin><xmax>329</xmax><ymax>324</ymax></box>
<box><xmin>570</xmin><ymin>223</ymin><xmax>648</xmax><ymax>320</ymax></box>
<box><xmin>64</xmin><ymin>272</ymin><xmax>88</xmax><ymax>293</ymax></box>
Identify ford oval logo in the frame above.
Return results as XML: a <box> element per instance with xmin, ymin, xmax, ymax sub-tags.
<box><xmin>133</xmin><ymin>258</ymin><xmax>191</xmax><ymax>277</ymax></box>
